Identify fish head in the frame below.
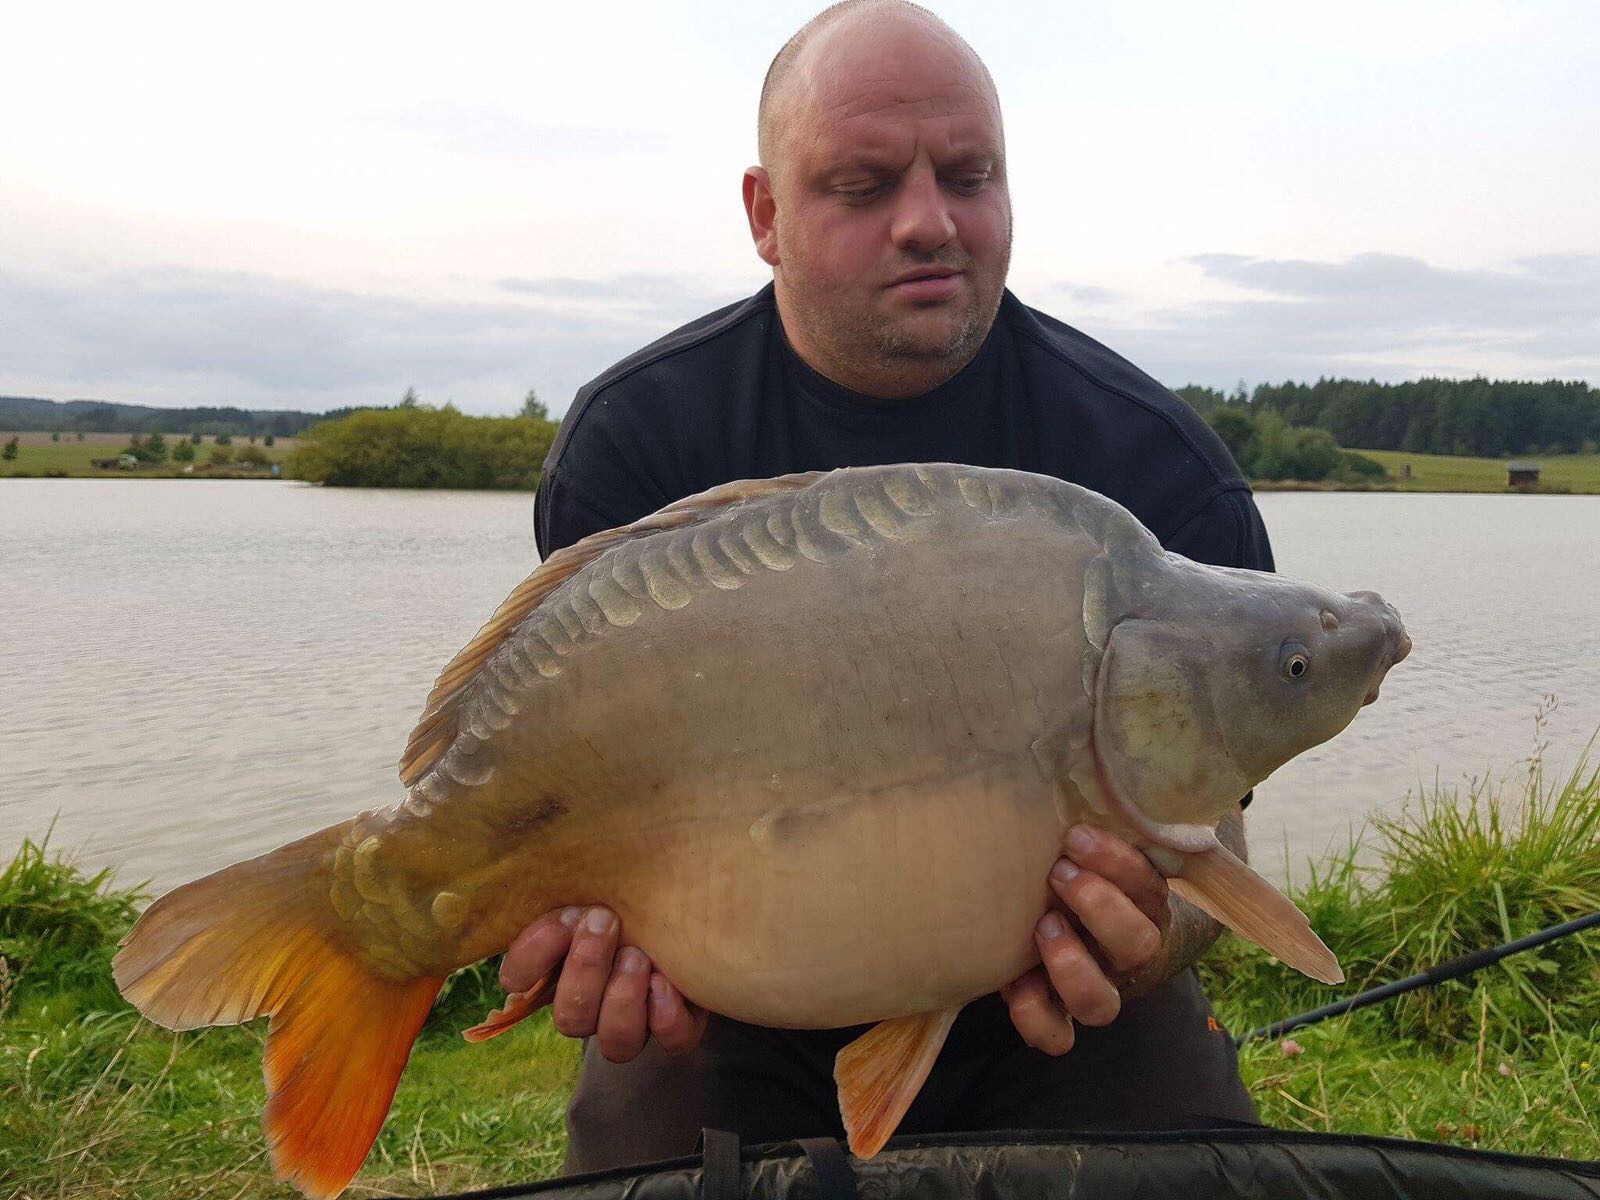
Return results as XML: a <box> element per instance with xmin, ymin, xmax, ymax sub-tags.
<box><xmin>1089</xmin><ymin>560</ymin><xmax>1410</xmax><ymax>849</ymax></box>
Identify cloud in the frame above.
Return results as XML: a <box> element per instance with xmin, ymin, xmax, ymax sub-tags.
<box><xmin>0</xmin><ymin>266</ymin><xmax>754</xmax><ymax>415</ymax></box>
<box><xmin>497</xmin><ymin>273</ymin><xmax>747</xmax><ymax>321</ymax></box>
<box><xmin>1073</xmin><ymin>252</ymin><xmax>1600</xmax><ymax>388</ymax></box>
<box><xmin>377</xmin><ymin>108</ymin><xmax>669</xmax><ymax>159</ymax></box>
<box><xmin>7</xmin><ymin>252</ymin><xmax>1593</xmax><ymax>418</ymax></box>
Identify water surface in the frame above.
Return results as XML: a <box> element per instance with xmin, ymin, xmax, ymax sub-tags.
<box><xmin>2</xmin><ymin>481</ymin><xmax>1596</xmax><ymax>889</ymax></box>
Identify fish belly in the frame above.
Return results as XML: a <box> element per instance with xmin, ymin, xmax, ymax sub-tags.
<box><xmin>613</xmin><ymin>763</ymin><xmax>1069</xmax><ymax>1028</ymax></box>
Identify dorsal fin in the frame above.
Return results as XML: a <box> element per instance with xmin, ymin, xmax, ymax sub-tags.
<box><xmin>397</xmin><ymin>470</ymin><xmax>830</xmax><ymax>788</ymax></box>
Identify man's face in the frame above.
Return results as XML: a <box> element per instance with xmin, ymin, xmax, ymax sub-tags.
<box><xmin>760</xmin><ymin>19</ymin><xmax>1012</xmax><ymax>392</ymax></box>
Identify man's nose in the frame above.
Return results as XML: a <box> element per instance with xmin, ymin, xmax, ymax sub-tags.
<box><xmin>889</xmin><ymin>168</ymin><xmax>956</xmax><ymax>253</ymax></box>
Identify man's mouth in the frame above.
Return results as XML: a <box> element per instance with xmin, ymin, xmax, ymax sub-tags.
<box><xmin>887</xmin><ymin>267</ymin><xmax>964</xmax><ymax>302</ymax></box>
<box><xmin>888</xmin><ymin>266</ymin><xmax>961</xmax><ymax>287</ymax></box>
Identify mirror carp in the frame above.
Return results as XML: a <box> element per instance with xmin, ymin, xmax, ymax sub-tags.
<box><xmin>113</xmin><ymin>463</ymin><xmax>1410</xmax><ymax>1198</ymax></box>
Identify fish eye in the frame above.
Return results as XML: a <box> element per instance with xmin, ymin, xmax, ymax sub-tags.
<box><xmin>1280</xmin><ymin>642</ymin><xmax>1311</xmax><ymax>681</ymax></box>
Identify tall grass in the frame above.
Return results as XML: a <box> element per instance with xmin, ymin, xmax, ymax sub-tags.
<box><xmin>1203</xmin><ymin>733</ymin><xmax>1600</xmax><ymax>1151</ymax></box>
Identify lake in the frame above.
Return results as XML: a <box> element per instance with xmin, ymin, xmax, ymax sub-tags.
<box><xmin>3</xmin><ymin>480</ymin><xmax>1597</xmax><ymax>891</ymax></box>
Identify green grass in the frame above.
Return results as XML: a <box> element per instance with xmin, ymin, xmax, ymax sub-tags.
<box><xmin>1202</xmin><ymin>746</ymin><xmax>1600</xmax><ymax>1154</ymax></box>
<box><xmin>1</xmin><ymin>433</ymin><xmax>292</xmax><ymax>480</ymax></box>
<box><xmin>1342</xmin><ymin>449</ymin><xmax>1600</xmax><ymax>494</ymax></box>
<box><xmin>4</xmin><ymin>748</ymin><xmax>1598</xmax><ymax>1198</ymax></box>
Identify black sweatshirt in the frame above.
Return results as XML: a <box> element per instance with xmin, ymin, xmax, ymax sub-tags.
<box><xmin>537</xmin><ymin>284</ymin><xmax>1271</xmax><ymax>578</ymax></box>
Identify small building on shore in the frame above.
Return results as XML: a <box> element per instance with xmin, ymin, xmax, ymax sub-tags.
<box><xmin>1507</xmin><ymin>461</ymin><xmax>1541</xmax><ymax>487</ymax></box>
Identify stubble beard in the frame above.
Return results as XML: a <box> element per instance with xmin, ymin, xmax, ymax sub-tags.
<box><xmin>781</xmin><ymin>265</ymin><xmax>1004</xmax><ymax>394</ymax></box>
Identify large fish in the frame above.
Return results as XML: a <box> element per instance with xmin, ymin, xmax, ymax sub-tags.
<box><xmin>114</xmin><ymin>463</ymin><xmax>1410</xmax><ymax>1198</ymax></box>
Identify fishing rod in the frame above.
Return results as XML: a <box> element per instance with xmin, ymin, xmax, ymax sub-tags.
<box><xmin>1235</xmin><ymin>909</ymin><xmax>1600</xmax><ymax>1046</ymax></box>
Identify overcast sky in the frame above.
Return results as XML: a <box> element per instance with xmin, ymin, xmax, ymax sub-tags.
<box><xmin>3</xmin><ymin>0</ymin><xmax>1596</xmax><ymax>416</ymax></box>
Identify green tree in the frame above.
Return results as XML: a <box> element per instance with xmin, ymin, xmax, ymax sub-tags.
<box><xmin>75</xmin><ymin>432</ymin><xmax>85</xmax><ymax>442</ymax></box>
<box><xmin>214</xmin><ymin>433</ymin><xmax>232</xmax><ymax>446</ymax></box>
<box><xmin>399</xmin><ymin>386</ymin><xmax>420</xmax><ymax>409</ymax></box>
<box><xmin>264</xmin><ymin>433</ymin><xmax>275</xmax><ymax>447</ymax></box>
<box><xmin>50</xmin><ymin>431</ymin><xmax>60</xmax><ymax>442</ymax></box>
<box><xmin>145</xmin><ymin>432</ymin><xmax>168</xmax><ymax>461</ymax></box>
<box><xmin>2</xmin><ymin>436</ymin><xmax>18</xmax><ymax>461</ymax></box>
<box><xmin>172</xmin><ymin>440</ymin><xmax>195</xmax><ymax>463</ymax></box>
<box><xmin>190</xmin><ymin>432</ymin><xmax>203</xmax><ymax>444</ymax></box>
<box><xmin>1252</xmin><ymin>410</ymin><xmax>1291</xmax><ymax>480</ymax></box>
<box><xmin>208</xmin><ymin>446</ymin><xmax>233</xmax><ymax>466</ymax></box>
<box><xmin>520</xmin><ymin>389</ymin><xmax>549</xmax><ymax>421</ymax></box>
<box><xmin>1206</xmin><ymin>408</ymin><xmax>1259</xmax><ymax>475</ymax></box>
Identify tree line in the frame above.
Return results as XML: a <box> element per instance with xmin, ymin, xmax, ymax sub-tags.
<box><xmin>1174</xmin><ymin>377</ymin><xmax>1600</xmax><ymax>458</ymax></box>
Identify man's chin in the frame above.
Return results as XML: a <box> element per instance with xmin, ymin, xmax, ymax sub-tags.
<box><xmin>874</xmin><ymin>310</ymin><xmax>981</xmax><ymax>362</ymax></box>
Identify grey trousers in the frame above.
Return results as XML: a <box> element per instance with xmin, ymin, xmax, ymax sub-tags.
<box><xmin>563</xmin><ymin>970</ymin><xmax>1257</xmax><ymax>1174</ymax></box>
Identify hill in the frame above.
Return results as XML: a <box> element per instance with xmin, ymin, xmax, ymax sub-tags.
<box><xmin>0</xmin><ymin>395</ymin><xmax>366</xmax><ymax>438</ymax></box>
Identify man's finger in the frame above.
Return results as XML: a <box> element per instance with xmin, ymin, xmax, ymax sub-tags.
<box><xmin>647</xmin><ymin>972</ymin><xmax>709</xmax><ymax>1057</ymax></box>
<box><xmin>595</xmin><ymin>946</ymin><xmax>653</xmax><ymax>1063</ymax></box>
<box><xmin>551</xmin><ymin>906</ymin><xmax>620</xmax><ymax>1038</ymax></box>
<box><xmin>501</xmin><ymin>906</ymin><xmax>582</xmax><ymax>994</ymax></box>
<box><xmin>1035</xmin><ymin>910</ymin><xmax>1121</xmax><ymax>1026</ymax></box>
<box><xmin>1000</xmin><ymin>965</ymin><xmax>1075</xmax><ymax>1055</ymax></box>
<box><xmin>1048</xmin><ymin>859</ymin><xmax>1164</xmax><ymax>976</ymax></box>
<box><xmin>1063</xmin><ymin>825</ymin><xmax>1171</xmax><ymax>930</ymax></box>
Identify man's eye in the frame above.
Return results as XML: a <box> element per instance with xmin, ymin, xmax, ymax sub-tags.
<box><xmin>837</xmin><ymin>184</ymin><xmax>883</xmax><ymax>201</ymax></box>
<box><xmin>946</xmin><ymin>174</ymin><xmax>989</xmax><ymax>193</ymax></box>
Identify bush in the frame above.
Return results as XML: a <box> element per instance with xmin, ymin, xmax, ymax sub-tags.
<box><xmin>172</xmin><ymin>440</ymin><xmax>195</xmax><ymax>463</ymax></box>
<box><xmin>1281</xmin><ymin>426</ymin><xmax>1343</xmax><ymax>481</ymax></box>
<box><xmin>214</xmin><ymin>433</ymin><xmax>232</xmax><ymax>446</ymax></box>
<box><xmin>231</xmin><ymin>445</ymin><xmax>270</xmax><ymax>468</ymax></box>
<box><xmin>288</xmin><ymin>405</ymin><xmax>557</xmax><ymax>489</ymax></box>
<box><xmin>207</xmin><ymin>446</ymin><xmax>233</xmax><ymax>466</ymax></box>
<box><xmin>1</xmin><ymin>436</ymin><xmax>17</xmax><ymax>462</ymax></box>
<box><xmin>1338</xmin><ymin>450</ymin><xmax>1389</xmax><ymax>480</ymax></box>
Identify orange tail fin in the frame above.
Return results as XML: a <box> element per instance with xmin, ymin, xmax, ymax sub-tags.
<box><xmin>112</xmin><ymin>824</ymin><xmax>445</xmax><ymax>1200</ymax></box>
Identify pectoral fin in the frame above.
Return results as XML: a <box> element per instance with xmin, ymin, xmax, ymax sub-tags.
<box><xmin>1169</xmin><ymin>842</ymin><xmax>1344</xmax><ymax>985</ymax></box>
<box><xmin>462</xmin><ymin>971</ymin><xmax>557</xmax><ymax>1043</ymax></box>
<box><xmin>834</xmin><ymin>1007</ymin><xmax>960</xmax><ymax>1158</ymax></box>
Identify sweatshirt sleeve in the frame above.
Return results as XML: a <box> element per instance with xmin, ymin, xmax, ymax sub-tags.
<box><xmin>1162</xmin><ymin>487</ymin><xmax>1275</xmax><ymax>573</ymax></box>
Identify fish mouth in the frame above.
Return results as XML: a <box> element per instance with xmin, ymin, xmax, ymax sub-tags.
<box><xmin>1360</xmin><ymin>608</ymin><xmax>1411</xmax><ymax>706</ymax></box>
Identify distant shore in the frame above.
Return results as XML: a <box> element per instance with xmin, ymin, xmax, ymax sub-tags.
<box><xmin>1251</xmin><ymin>448</ymin><xmax>1600</xmax><ymax>495</ymax></box>
<box><xmin>8</xmin><ymin>433</ymin><xmax>1600</xmax><ymax>495</ymax></box>
<box><xmin>1</xmin><ymin>430</ymin><xmax>293</xmax><ymax>480</ymax></box>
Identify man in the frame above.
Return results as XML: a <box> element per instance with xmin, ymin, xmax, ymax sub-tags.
<box><xmin>510</xmin><ymin>0</ymin><xmax>1268</xmax><ymax>1171</ymax></box>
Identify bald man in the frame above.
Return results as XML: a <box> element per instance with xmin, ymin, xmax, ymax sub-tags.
<box><xmin>515</xmin><ymin>0</ymin><xmax>1266</xmax><ymax>1171</ymax></box>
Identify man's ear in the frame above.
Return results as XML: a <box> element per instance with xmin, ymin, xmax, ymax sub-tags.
<box><xmin>743</xmin><ymin>167</ymin><xmax>779</xmax><ymax>267</ymax></box>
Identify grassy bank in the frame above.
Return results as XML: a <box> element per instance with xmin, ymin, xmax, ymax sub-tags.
<box><xmin>1253</xmin><ymin>448</ymin><xmax>1600</xmax><ymax>494</ymax></box>
<box><xmin>1</xmin><ymin>432</ymin><xmax>294</xmax><ymax>479</ymax></box>
<box><xmin>4</xmin><ymin>754</ymin><xmax>1597</xmax><ymax>1198</ymax></box>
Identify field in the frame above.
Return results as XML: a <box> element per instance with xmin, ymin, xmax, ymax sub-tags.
<box><xmin>3</xmin><ymin>744</ymin><xmax>1597</xmax><ymax>1198</ymax></box>
<box><xmin>1346</xmin><ymin>449</ymin><xmax>1600</xmax><ymax>494</ymax></box>
<box><xmin>1</xmin><ymin>431</ymin><xmax>296</xmax><ymax>479</ymax></box>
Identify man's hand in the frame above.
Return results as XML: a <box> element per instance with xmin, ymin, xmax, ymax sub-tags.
<box><xmin>500</xmin><ymin>906</ymin><xmax>708</xmax><ymax>1063</ymax></box>
<box><xmin>1001</xmin><ymin>824</ymin><xmax>1173</xmax><ymax>1055</ymax></box>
